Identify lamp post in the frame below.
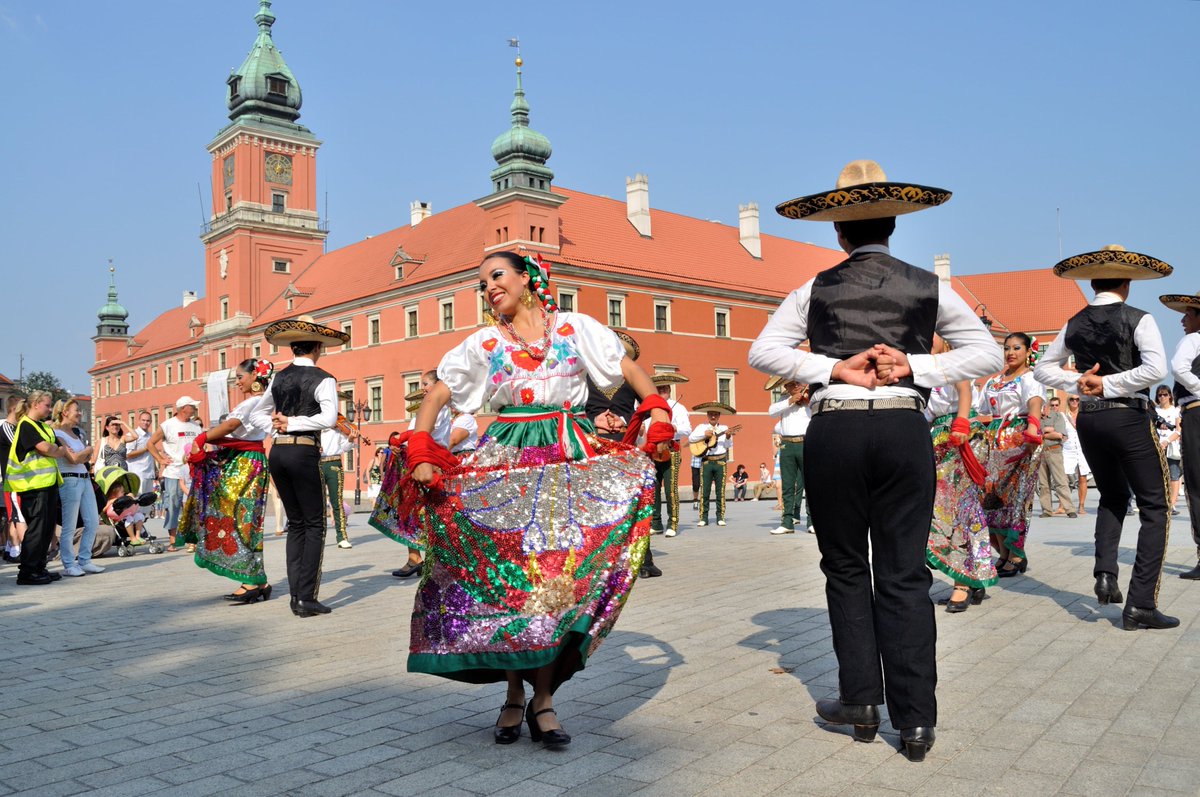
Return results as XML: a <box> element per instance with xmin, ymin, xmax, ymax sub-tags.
<box><xmin>344</xmin><ymin>401</ymin><xmax>372</xmax><ymax>505</ymax></box>
<box><xmin>973</xmin><ymin>303</ymin><xmax>994</xmax><ymax>331</ymax></box>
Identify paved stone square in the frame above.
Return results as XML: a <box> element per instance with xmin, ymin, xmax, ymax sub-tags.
<box><xmin>2</xmin><ymin>495</ymin><xmax>1199</xmax><ymax>796</ymax></box>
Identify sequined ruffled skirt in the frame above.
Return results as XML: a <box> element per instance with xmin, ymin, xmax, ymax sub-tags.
<box><xmin>926</xmin><ymin>413</ymin><xmax>997</xmax><ymax>588</ymax></box>
<box><xmin>178</xmin><ymin>449</ymin><xmax>269</xmax><ymax>585</ymax></box>
<box><xmin>980</xmin><ymin>417</ymin><xmax>1042</xmax><ymax>558</ymax></box>
<box><xmin>368</xmin><ymin>449</ymin><xmax>416</xmax><ymax>545</ymax></box>
<box><xmin>398</xmin><ymin>406</ymin><xmax>655</xmax><ymax>687</ymax></box>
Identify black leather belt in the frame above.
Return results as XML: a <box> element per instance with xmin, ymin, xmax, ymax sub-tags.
<box><xmin>704</xmin><ymin>455</ymin><xmax>728</xmax><ymax>463</ymax></box>
<box><xmin>812</xmin><ymin>397</ymin><xmax>924</xmax><ymax>415</ymax></box>
<box><xmin>275</xmin><ymin>435</ymin><xmax>318</xmax><ymax>446</ymax></box>
<box><xmin>780</xmin><ymin>435</ymin><xmax>806</xmax><ymax>444</ymax></box>
<box><xmin>61</xmin><ymin>472</ymin><xmax>87</xmax><ymax>478</ymax></box>
<box><xmin>1080</xmin><ymin>397</ymin><xmax>1151</xmax><ymax>412</ymax></box>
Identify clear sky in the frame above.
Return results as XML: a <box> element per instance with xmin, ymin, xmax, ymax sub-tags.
<box><xmin>1</xmin><ymin>1</ymin><xmax>1197</xmax><ymax>393</ymax></box>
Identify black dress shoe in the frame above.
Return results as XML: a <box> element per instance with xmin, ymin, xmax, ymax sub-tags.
<box><xmin>295</xmin><ymin>599</ymin><xmax>332</xmax><ymax>615</ymax></box>
<box><xmin>815</xmin><ymin>698</ymin><xmax>880</xmax><ymax>742</ymax></box>
<box><xmin>15</xmin><ymin>572</ymin><xmax>52</xmax><ymax>585</ymax></box>
<box><xmin>494</xmin><ymin>703</ymin><xmax>524</xmax><ymax>745</ymax></box>
<box><xmin>641</xmin><ymin>562</ymin><xmax>662</xmax><ymax>578</ymax></box>
<box><xmin>944</xmin><ymin>588</ymin><xmax>971</xmax><ymax>613</ymax></box>
<box><xmin>1122</xmin><ymin>605</ymin><xmax>1180</xmax><ymax>630</ymax></box>
<box><xmin>525</xmin><ymin>701</ymin><xmax>570</xmax><ymax>748</ymax></box>
<box><xmin>38</xmin><ymin>569</ymin><xmax>62</xmax><ymax>581</ymax></box>
<box><xmin>393</xmin><ymin>562</ymin><xmax>421</xmax><ymax>578</ymax></box>
<box><xmin>1094</xmin><ymin>573</ymin><xmax>1124</xmax><ymax>605</ymax></box>
<box><xmin>1180</xmin><ymin>563</ymin><xmax>1200</xmax><ymax>580</ymax></box>
<box><xmin>900</xmin><ymin>727</ymin><xmax>936</xmax><ymax>761</ymax></box>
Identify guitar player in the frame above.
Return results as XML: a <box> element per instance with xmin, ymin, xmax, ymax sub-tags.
<box><xmin>688</xmin><ymin>402</ymin><xmax>739</xmax><ymax>528</ymax></box>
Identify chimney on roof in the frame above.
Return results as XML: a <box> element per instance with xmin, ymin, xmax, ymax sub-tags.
<box><xmin>410</xmin><ymin>200</ymin><xmax>432</xmax><ymax>227</ymax></box>
<box><xmin>739</xmin><ymin>202</ymin><xmax>762</xmax><ymax>259</ymax></box>
<box><xmin>933</xmin><ymin>253</ymin><xmax>951</xmax><ymax>286</ymax></box>
<box><xmin>182</xmin><ymin>290</ymin><xmax>198</xmax><ymax>308</ymax></box>
<box><xmin>626</xmin><ymin>174</ymin><xmax>651</xmax><ymax>237</ymax></box>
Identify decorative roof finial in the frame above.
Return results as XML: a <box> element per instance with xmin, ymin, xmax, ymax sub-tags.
<box><xmin>256</xmin><ymin>0</ymin><xmax>276</xmax><ymax>37</ymax></box>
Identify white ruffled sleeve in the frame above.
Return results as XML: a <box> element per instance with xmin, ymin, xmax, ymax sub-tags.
<box><xmin>438</xmin><ymin>330</ymin><xmax>493</xmax><ymax>414</ymax></box>
<box><xmin>1020</xmin><ymin>373</ymin><xmax>1045</xmax><ymax>414</ymax></box>
<box><xmin>567</xmin><ymin>313</ymin><xmax>626</xmax><ymax>394</ymax></box>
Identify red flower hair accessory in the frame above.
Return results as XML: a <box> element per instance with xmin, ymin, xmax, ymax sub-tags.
<box><xmin>253</xmin><ymin>360</ymin><xmax>275</xmax><ymax>380</ymax></box>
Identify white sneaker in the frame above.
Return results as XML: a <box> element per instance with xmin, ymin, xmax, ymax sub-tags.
<box><xmin>337</xmin><ymin>540</ymin><xmax>353</xmax><ymax>549</ymax></box>
<box><xmin>716</xmin><ymin>520</ymin><xmax>727</xmax><ymax>527</ymax></box>
<box><xmin>664</xmin><ymin>528</ymin><xmax>677</xmax><ymax>537</ymax></box>
<box><xmin>696</xmin><ymin>521</ymin><xmax>707</xmax><ymax>527</ymax></box>
<box><xmin>80</xmin><ymin>563</ymin><xmax>106</xmax><ymax>574</ymax></box>
<box><xmin>770</xmin><ymin>526</ymin><xmax>795</xmax><ymax>535</ymax></box>
<box><xmin>807</xmin><ymin>526</ymin><xmax>816</xmax><ymax>534</ymax></box>
<box><xmin>63</xmin><ymin>566</ymin><xmax>85</xmax><ymax>577</ymax></box>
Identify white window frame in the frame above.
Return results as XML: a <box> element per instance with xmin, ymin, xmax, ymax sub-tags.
<box><xmin>341</xmin><ymin>321</ymin><xmax>353</xmax><ymax>350</ymax></box>
<box><xmin>273</xmin><ymin>259</ymin><xmax>291</xmax><ymax>274</ymax></box>
<box><xmin>654</xmin><ymin>299</ymin><xmax>672</xmax><ymax>332</ymax></box>
<box><xmin>220</xmin><ymin>297</ymin><xmax>229</xmax><ymax>321</ymax></box>
<box><xmin>714</xmin><ymin>306</ymin><xmax>731</xmax><ymax>338</ymax></box>
<box><xmin>367</xmin><ymin>379</ymin><xmax>383</xmax><ymax>419</ymax></box>
<box><xmin>716</xmin><ymin>369</ymin><xmax>737</xmax><ymax>409</ymax></box>
<box><xmin>607</xmin><ymin>293</ymin><xmax>626</xmax><ymax>328</ymax></box>
<box><xmin>368</xmin><ymin>314</ymin><xmax>381</xmax><ymax>346</ymax></box>
<box><xmin>440</xmin><ymin>298</ymin><xmax>455</xmax><ymax>332</ymax></box>
<box><xmin>558</xmin><ymin>287</ymin><xmax>577</xmax><ymax>314</ymax></box>
<box><xmin>406</xmin><ymin>306</ymin><xmax>419</xmax><ymax>338</ymax></box>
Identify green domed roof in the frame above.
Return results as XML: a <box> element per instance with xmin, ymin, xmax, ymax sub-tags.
<box><xmin>97</xmin><ymin>269</ymin><xmax>128</xmax><ymax>321</ymax></box>
<box><xmin>226</xmin><ymin>1</ymin><xmax>302</xmax><ymax>124</ymax></box>
<box><xmin>489</xmin><ymin>57</ymin><xmax>554</xmax><ymax>192</ymax></box>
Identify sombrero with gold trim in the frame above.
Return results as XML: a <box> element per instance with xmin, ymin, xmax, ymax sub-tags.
<box><xmin>406</xmin><ymin>400</ymin><xmax>423</xmax><ymax>414</ymax></box>
<box><xmin>693</xmin><ymin>401</ymin><xmax>736</xmax><ymax>415</ymax></box>
<box><xmin>404</xmin><ymin>388</ymin><xmax>426</xmax><ymax>402</ymax></box>
<box><xmin>651</xmin><ymin>373</ymin><xmax>689</xmax><ymax>386</ymax></box>
<box><xmin>764</xmin><ymin>375</ymin><xmax>799</xmax><ymax>392</ymax></box>
<box><xmin>264</xmin><ymin>314</ymin><xmax>350</xmax><ymax>346</ymax></box>
<box><xmin>615</xmin><ymin>330</ymin><xmax>640</xmax><ymax>361</ymax></box>
<box><xmin>776</xmin><ymin>160</ymin><xmax>952</xmax><ymax>222</ymax></box>
<box><xmin>1053</xmin><ymin>245</ymin><xmax>1172</xmax><ymax>281</ymax></box>
<box><xmin>1160</xmin><ymin>291</ymin><xmax>1200</xmax><ymax>313</ymax></box>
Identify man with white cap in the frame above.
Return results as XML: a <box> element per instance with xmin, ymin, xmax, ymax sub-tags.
<box><xmin>749</xmin><ymin>160</ymin><xmax>1001</xmax><ymax>761</ymax></box>
<box><xmin>148</xmin><ymin>396</ymin><xmax>201</xmax><ymax>548</ymax></box>
<box><xmin>1159</xmin><ymin>290</ymin><xmax>1200</xmax><ymax>580</ymax></box>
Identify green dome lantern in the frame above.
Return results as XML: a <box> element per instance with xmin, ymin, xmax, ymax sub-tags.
<box><xmin>226</xmin><ymin>0</ymin><xmax>303</xmax><ymax>125</ymax></box>
<box><xmin>489</xmin><ymin>56</ymin><xmax>554</xmax><ymax>194</ymax></box>
<box><xmin>97</xmin><ymin>264</ymin><xmax>130</xmax><ymax>338</ymax></box>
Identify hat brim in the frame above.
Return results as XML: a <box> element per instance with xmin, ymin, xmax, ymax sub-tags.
<box><xmin>1160</xmin><ymin>294</ymin><xmax>1200</xmax><ymax>313</ymax></box>
<box><xmin>764</xmin><ymin>375</ymin><xmax>789</xmax><ymax>392</ymax></box>
<box><xmin>776</xmin><ymin>182</ymin><xmax>952</xmax><ymax>222</ymax></box>
<box><xmin>404</xmin><ymin>389</ymin><xmax>425</xmax><ymax>402</ymax></box>
<box><xmin>652</xmin><ymin>373</ymin><xmax>689</xmax><ymax>385</ymax></box>
<box><xmin>692</xmin><ymin>401</ymin><xmax>736</xmax><ymax>415</ymax></box>
<box><xmin>1052</xmin><ymin>250</ymin><xmax>1172</xmax><ymax>281</ymax></box>
<box><xmin>405</xmin><ymin>402</ymin><xmax>423</xmax><ymax>413</ymax></box>
<box><xmin>264</xmin><ymin>319</ymin><xmax>350</xmax><ymax>346</ymax></box>
<box><xmin>614</xmin><ymin>331</ymin><xmax>640</xmax><ymax>361</ymax></box>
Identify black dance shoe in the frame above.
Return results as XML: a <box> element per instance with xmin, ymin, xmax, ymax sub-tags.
<box><xmin>996</xmin><ymin>558</ymin><xmax>1027</xmax><ymax>578</ymax></box>
<box><xmin>494</xmin><ymin>703</ymin><xmax>524</xmax><ymax>745</ymax></box>
<box><xmin>1179</xmin><ymin>563</ymin><xmax>1200</xmax><ymax>580</ymax></box>
<box><xmin>815</xmin><ymin>698</ymin><xmax>880</xmax><ymax>742</ymax></box>
<box><xmin>1122</xmin><ymin>605</ymin><xmax>1180</xmax><ymax>630</ymax></box>
<box><xmin>525</xmin><ymin>701</ymin><xmax>571</xmax><ymax>748</ymax></box>
<box><xmin>899</xmin><ymin>727</ymin><xmax>936</xmax><ymax>762</ymax></box>
<box><xmin>393</xmin><ymin>562</ymin><xmax>422</xmax><ymax>578</ymax></box>
<box><xmin>294</xmin><ymin>599</ymin><xmax>332</xmax><ymax>617</ymax></box>
<box><xmin>1094</xmin><ymin>573</ymin><xmax>1124</xmax><ymax>605</ymax></box>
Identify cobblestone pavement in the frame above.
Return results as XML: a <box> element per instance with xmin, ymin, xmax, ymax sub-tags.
<box><xmin>2</xmin><ymin>494</ymin><xmax>1199</xmax><ymax>796</ymax></box>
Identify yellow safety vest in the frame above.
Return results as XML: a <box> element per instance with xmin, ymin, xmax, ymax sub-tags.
<box><xmin>4</xmin><ymin>417</ymin><xmax>63</xmax><ymax>492</ymax></box>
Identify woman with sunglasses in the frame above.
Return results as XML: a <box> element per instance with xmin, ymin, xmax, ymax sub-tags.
<box><xmin>1155</xmin><ymin>386</ymin><xmax>1183</xmax><ymax>516</ymax></box>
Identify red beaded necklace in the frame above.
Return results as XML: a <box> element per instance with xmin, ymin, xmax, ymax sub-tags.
<box><xmin>500</xmin><ymin>306</ymin><xmax>554</xmax><ymax>361</ymax></box>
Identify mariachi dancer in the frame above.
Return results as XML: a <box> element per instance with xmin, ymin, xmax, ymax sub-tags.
<box><xmin>648</xmin><ymin>373</ymin><xmax>691</xmax><ymax>538</ymax></box>
<box><xmin>252</xmin><ymin>315</ymin><xmax>347</xmax><ymax>617</ymax></box>
<box><xmin>748</xmin><ymin>159</ymin><xmax>1001</xmax><ymax>760</ymax></box>
<box><xmin>688</xmin><ymin>402</ymin><xmax>738</xmax><ymax>527</ymax></box>
<box><xmin>1160</xmin><ymin>290</ymin><xmax>1200</xmax><ymax>579</ymax></box>
<box><xmin>1035</xmin><ymin>245</ymin><xmax>1177</xmax><ymax>630</ymax></box>
<box><xmin>766</xmin><ymin>376</ymin><xmax>811</xmax><ymax>535</ymax></box>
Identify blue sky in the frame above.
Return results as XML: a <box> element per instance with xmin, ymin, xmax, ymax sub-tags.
<box><xmin>1</xmin><ymin>1</ymin><xmax>1197</xmax><ymax>392</ymax></box>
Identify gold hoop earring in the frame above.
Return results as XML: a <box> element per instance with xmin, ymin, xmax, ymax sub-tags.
<box><xmin>251</xmin><ymin>382</ymin><xmax>262</xmax><ymax>393</ymax></box>
<box><xmin>483</xmin><ymin>307</ymin><xmax>499</xmax><ymax>326</ymax></box>
<box><xmin>520</xmin><ymin>290</ymin><xmax>536</xmax><ymax>308</ymax></box>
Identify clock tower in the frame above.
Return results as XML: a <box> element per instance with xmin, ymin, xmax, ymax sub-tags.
<box><xmin>201</xmin><ymin>0</ymin><xmax>326</xmax><ymax>367</ymax></box>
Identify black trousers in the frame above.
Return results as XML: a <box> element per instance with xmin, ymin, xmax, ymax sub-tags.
<box><xmin>17</xmin><ymin>487</ymin><xmax>58</xmax><ymax>578</ymax></box>
<box><xmin>270</xmin><ymin>442</ymin><xmax>327</xmax><ymax>601</ymax></box>
<box><xmin>805</xmin><ymin>408</ymin><xmax>937</xmax><ymax>730</ymax></box>
<box><xmin>1077</xmin><ymin>406</ymin><xmax>1170</xmax><ymax>608</ymax></box>
<box><xmin>1182</xmin><ymin>406</ymin><xmax>1200</xmax><ymax>553</ymax></box>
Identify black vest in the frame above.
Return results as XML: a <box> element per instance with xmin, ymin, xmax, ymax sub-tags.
<box><xmin>270</xmin><ymin>364</ymin><xmax>334</xmax><ymax>419</ymax></box>
<box><xmin>1063</xmin><ymin>303</ymin><xmax>1150</xmax><ymax>398</ymax></box>
<box><xmin>1175</xmin><ymin>342</ymin><xmax>1200</xmax><ymax>403</ymax></box>
<box><xmin>807</xmin><ymin>250</ymin><xmax>939</xmax><ymax>399</ymax></box>
<box><xmin>586</xmin><ymin>377</ymin><xmax>638</xmax><ymax>442</ymax></box>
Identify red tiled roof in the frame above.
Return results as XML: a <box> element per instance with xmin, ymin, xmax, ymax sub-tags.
<box><xmin>0</xmin><ymin>373</ymin><xmax>13</xmax><ymax>387</ymax></box>
<box><xmin>122</xmin><ymin>305</ymin><xmax>204</xmax><ymax>362</ymax></box>
<box><xmin>951</xmin><ymin>269</ymin><xmax>1087</xmax><ymax>336</ymax></box>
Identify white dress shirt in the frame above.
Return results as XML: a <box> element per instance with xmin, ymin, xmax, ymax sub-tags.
<box><xmin>633</xmin><ymin>398</ymin><xmax>693</xmax><ymax>443</ymax></box>
<box><xmin>689</xmin><ymin>423</ymin><xmax>732</xmax><ymax>457</ymax></box>
<box><xmin>250</xmin><ymin>356</ymin><xmax>338</xmax><ymax>435</ymax></box>
<box><xmin>1171</xmin><ymin>331</ymin><xmax>1200</xmax><ymax>405</ymax></box>
<box><xmin>768</xmin><ymin>398</ymin><xmax>811</xmax><ymax>436</ymax></box>
<box><xmin>320</xmin><ymin>428</ymin><xmax>354</xmax><ymax>457</ymax></box>
<box><xmin>1034</xmin><ymin>293</ymin><xmax>1167</xmax><ymax>399</ymax></box>
<box><xmin>450</xmin><ymin>413</ymin><xmax>479</xmax><ymax>453</ymax></box>
<box><xmin>748</xmin><ymin>244</ymin><xmax>1002</xmax><ymax>403</ymax></box>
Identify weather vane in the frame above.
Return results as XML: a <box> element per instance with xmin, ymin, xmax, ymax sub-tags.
<box><xmin>508</xmin><ymin>37</ymin><xmax>521</xmax><ymax>65</ymax></box>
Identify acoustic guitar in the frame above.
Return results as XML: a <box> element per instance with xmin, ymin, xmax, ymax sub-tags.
<box><xmin>689</xmin><ymin>424</ymin><xmax>743</xmax><ymax>457</ymax></box>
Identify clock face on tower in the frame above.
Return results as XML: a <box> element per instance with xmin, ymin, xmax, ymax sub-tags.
<box><xmin>223</xmin><ymin>155</ymin><xmax>235</xmax><ymax>188</ymax></box>
<box><xmin>265</xmin><ymin>153</ymin><xmax>293</xmax><ymax>185</ymax></box>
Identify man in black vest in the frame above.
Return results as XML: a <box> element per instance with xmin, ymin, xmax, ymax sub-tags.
<box><xmin>749</xmin><ymin>160</ymin><xmax>1001</xmax><ymax>761</ymax></box>
<box><xmin>1159</xmin><ymin>291</ymin><xmax>1200</xmax><ymax>579</ymax></box>
<box><xmin>255</xmin><ymin>316</ymin><xmax>348</xmax><ymax>617</ymax></box>
<box><xmin>1035</xmin><ymin>246</ymin><xmax>1177</xmax><ymax>630</ymax></box>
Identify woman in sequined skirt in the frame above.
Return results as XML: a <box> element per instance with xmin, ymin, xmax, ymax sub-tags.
<box><xmin>178</xmin><ymin>359</ymin><xmax>274</xmax><ymax>602</ymax></box>
<box><xmin>976</xmin><ymin>333</ymin><xmax>1045</xmax><ymax>578</ymax></box>
<box><xmin>925</xmin><ymin>372</ymin><xmax>997</xmax><ymax>612</ymax></box>
<box><xmin>402</xmin><ymin>251</ymin><xmax>672</xmax><ymax>748</ymax></box>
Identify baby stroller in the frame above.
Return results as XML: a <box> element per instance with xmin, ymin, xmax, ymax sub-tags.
<box><xmin>93</xmin><ymin>466</ymin><xmax>165</xmax><ymax>556</ymax></box>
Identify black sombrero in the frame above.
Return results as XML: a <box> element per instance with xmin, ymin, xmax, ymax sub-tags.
<box><xmin>264</xmin><ymin>314</ymin><xmax>350</xmax><ymax>346</ymax></box>
<box><xmin>1160</xmin><ymin>291</ymin><xmax>1200</xmax><ymax>313</ymax></box>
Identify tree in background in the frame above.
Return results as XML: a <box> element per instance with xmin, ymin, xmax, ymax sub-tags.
<box><xmin>17</xmin><ymin>371</ymin><xmax>72</xmax><ymax>404</ymax></box>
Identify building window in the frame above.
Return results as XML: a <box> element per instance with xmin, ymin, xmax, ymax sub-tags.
<box><xmin>151</xmin><ymin>408</ymin><xmax>159</xmax><ymax>429</ymax></box>
<box><xmin>715</xmin><ymin>308</ymin><xmax>729</xmax><ymax>338</ymax></box>
<box><xmin>716</xmin><ymin>370</ymin><xmax>737</xmax><ymax>408</ymax></box>
<box><xmin>139</xmin><ymin>370</ymin><xmax>146</xmax><ymax>390</ymax></box>
<box><xmin>440</xmin><ymin>299</ymin><xmax>455</xmax><ymax>332</ymax></box>
<box><xmin>405</xmin><ymin>376</ymin><xmax>421</xmax><ymax>418</ymax></box>
<box><xmin>272</xmin><ymin>193</ymin><xmax>286</xmax><ymax>213</ymax></box>
<box><xmin>229</xmin><ymin>77</ymin><xmax>241</xmax><ymax>99</ymax></box>
<box><xmin>273</xmin><ymin>260</ymin><xmax>289</xmax><ymax>274</ymax></box>
<box><xmin>608</xmin><ymin>296</ymin><xmax>626</xmax><ymax>328</ymax></box>
<box><xmin>151</xmin><ymin>367</ymin><xmax>158</xmax><ymax>388</ymax></box>
<box><xmin>406</xmin><ymin>307</ymin><xmax>418</xmax><ymax>338</ymax></box>
<box><xmin>225</xmin><ymin>193</ymin><xmax>233</xmax><ymax>212</ymax></box>
<box><xmin>220</xmin><ymin>297</ymin><xmax>229</xmax><ymax>321</ymax></box>
<box><xmin>369</xmin><ymin>315</ymin><xmax>380</xmax><ymax>345</ymax></box>
<box><xmin>106</xmin><ymin>377</ymin><xmax>112</xmax><ymax>396</ymax></box>
<box><xmin>270</xmin><ymin>344</ymin><xmax>278</xmax><ymax>355</ymax></box>
<box><xmin>164</xmin><ymin>364</ymin><xmax>171</xmax><ymax>385</ymax></box>
<box><xmin>252</xmin><ymin>344</ymin><xmax>260</xmax><ymax>359</ymax></box>
<box><xmin>191</xmin><ymin>359</ymin><xmax>198</xmax><ymax>380</ymax></box>
<box><xmin>654</xmin><ymin>301</ymin><xmax>671</xmax><ymax>332</ymax></box>
<box><xmin>558</xmin><ymin>289</ymin><xmax>575</xmax><ymax>313</ymax></box>
<box><xmin>218</xmin><ymin>350</ymin><xmax>227</xmax><ymax>370</ymax></box>
<box><xmin>267</xmin><ymin>76</ymin><xmax>288</xmax><ymax>96</ymax></box>
<box><xmin>341</xmin><ymin>322</ymin><xmax>352</xmax><ymax>348</ymax></box>
<box><xmin>177</xmin><ymin>360</ymin><xmax>184</xmax><ymax>382</ymax></box>
<box><xmin>369</xmin><ymin>384</ymin><xmax>383</xmax><ymax>417</ymax></box>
